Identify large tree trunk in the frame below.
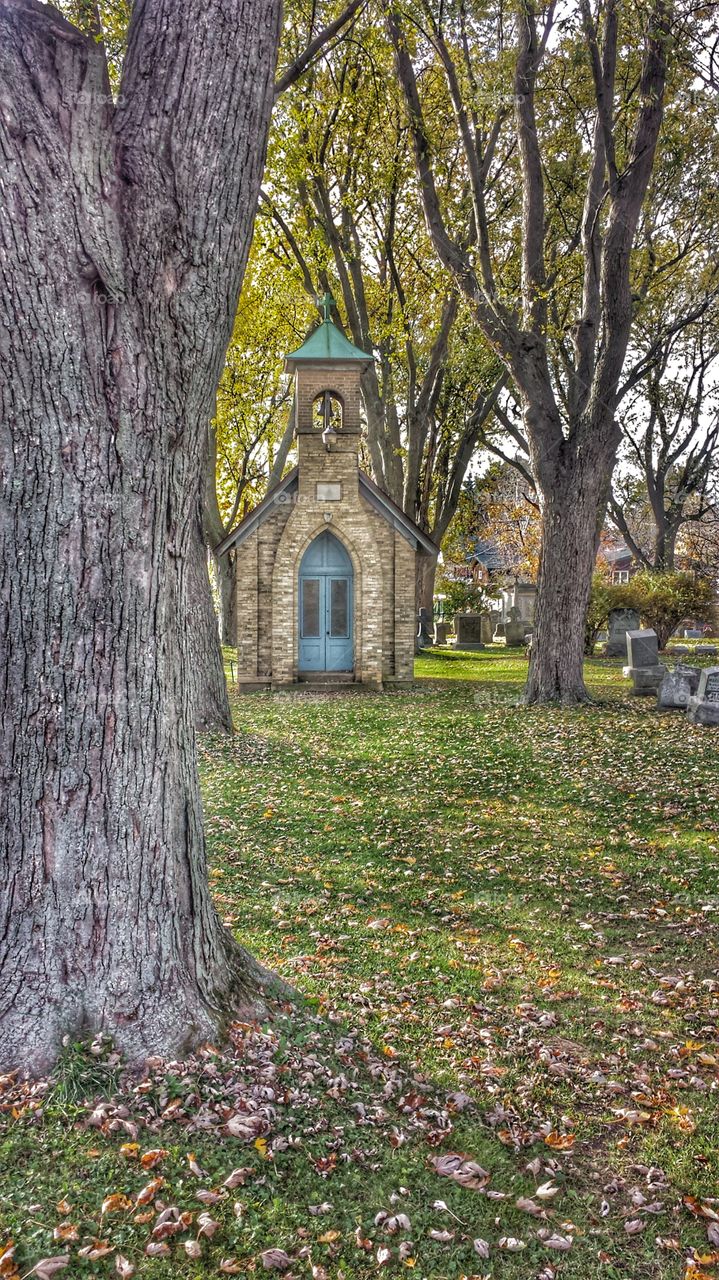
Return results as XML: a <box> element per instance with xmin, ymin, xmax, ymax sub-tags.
<box><xmin>187</xmin><ymin>424</ymin><xmax>234</xmax><ymax>731</ymax></box>
<box><xmin>0</xmin><ymin>0</ymin><xmax>281</xmax><ymax>1072</ymax></box>
<box><xmin>216</xmin><ymin>549</ymin><xmax>238</xmax><ymax>646</ymax></box>
<box><xmin>525</xmin><ymin>486</ymin><xmax>600</xmax><ymax>704</ymax></box>
<box><xmin>654</xmin><ymin>519</ymin><xmax>677</xmax><ymax>571</ymax></box>
<box><xmin>525</xmin><ymin>436</ymin><xmax>615</xmax><ymax>705</ymax></box>
<box><xmin>187</xmin><ymin>511</ymin><xmax>234</xmax><ymax>733</ymax></box>
<box><xmin>416</xmin><ymin>553</ymin><xmax>438</xmax><ymax>618</ymax></box>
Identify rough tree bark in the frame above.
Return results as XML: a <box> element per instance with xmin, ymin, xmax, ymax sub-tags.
<box><xmin>216</xmin><ymin>551</ymin><xmax>238</xmax><ymax>646</ymax></box>
<box><xmin>0</xmin><ymin>0</ymin><xmax>282</xmax><ymax>1071</ymax></box>
<box><xmin>188</xmin><ymin>425</ymin><xmax>234</xmax><ymax>732</ymax></box>
<box><xmin>415</xmin><ymin>554</ymin><xmax>439</xmax><ymax>615</ymax></box>
<box><xmin>187</xmin><ymin>0</ymin><xmax>370</xmax><ymax>726</ymax></box>
<box><xmin>187</xmin><ymin>509</ymin><xmax>234</xmax><ymax>732</ymax></box>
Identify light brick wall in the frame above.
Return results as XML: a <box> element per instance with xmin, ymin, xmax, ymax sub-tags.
<box><xmin>234</xmin><ymin>362</ymin><xmax>419</xmax><ymax>688</ymax></box>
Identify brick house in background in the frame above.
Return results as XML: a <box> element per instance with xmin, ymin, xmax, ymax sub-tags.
<box><xmin>216</xmin><ymin>303</ymin><xmax>436</xmax><ymax>690</ymax></box>
<box><xmin>601</xmin><ymin>541</ymin><xmax>640</xmax><ymax>584</ymax></box>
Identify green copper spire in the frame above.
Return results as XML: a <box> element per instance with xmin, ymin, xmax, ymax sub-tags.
<box><xmin>285</xmin><ymin>295</ymin><xmax>373</xmax><ymax>367</ymax></box>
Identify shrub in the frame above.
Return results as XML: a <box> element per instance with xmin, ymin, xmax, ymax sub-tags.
<box><xmin>435</xmin><ymin>575</ymin><xmax>499</xmax><ymax>618</ymax></box>
<box><xmin>630</xmin><ymin>570</ymin><xmax>715</xmax><ymax>649</ymax></box>
<box><xmin>585</xmin><ymin>569</ymin><xmax>715</xmax><ymax>653</ymax></box>
<box><xmin>584</xmin><ymin>575</ymin><xmax>641</xmax><ymax>654</ymax></box>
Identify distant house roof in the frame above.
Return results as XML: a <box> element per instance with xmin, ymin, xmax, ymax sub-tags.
<box><xmin>215</xmin><ymin>467</ymin><xmax>437</xmax><ymax>558</ymax></box>
<box><xmin>469</xmin><ymin>537</ymin><xmax>517</xmax><ymax>572</ymax></box>
<box><xmin>285</xmin><ymin>318</ymin><xmax>372</xmax><ymax>368</ymax></box>
<box><xmin>602</xmin><ymin>542</ymin><xmax>633</xmax><ymax>565</ymax></box>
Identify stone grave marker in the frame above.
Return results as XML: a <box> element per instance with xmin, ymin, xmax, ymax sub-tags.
<box><xmin>623</xmin><ymin>628</ymin><xmax>665</xmax><ymax>695</ymax></box>
<box><xmin>416</xmin><ymin>608</ymin><xmax>433</xmax><ymax>649</ymax></box>
<box><xmin>454</xmin><ymin>613</ymin><xmax>484</xmax><ymax>650</ymax></box>
<box><xmin>688</xmin><ymin>665</ymin><xmax>719</xmax><ymax>725</ymax></box>
<box><xmin>505</xmin><ymin>620</ymin><xmax>526</xmax><ymax>646</ymax></box>
<box><xmin>606</xmin><ymin>608</ymin><xmax>640</xmax><ymax>657</ymax></box>
<box><xmin>657</xmin><ymin>664</ymin><xmax>701</xmax><ymax>711</ymax></box>
<box><xmin>626</xmin><ymin>628</ymin><xmax>659</xmax><ymax>668</ymax></box>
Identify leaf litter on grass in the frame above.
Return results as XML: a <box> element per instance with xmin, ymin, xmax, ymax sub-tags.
<box><xmin>2</xmin><ymin>653</ymin><xmax>719</xmax><ymax>1276</ymax></box>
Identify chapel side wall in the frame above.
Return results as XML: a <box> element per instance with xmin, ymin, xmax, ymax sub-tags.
<box><xmin>235</xmin><ymin>530</ymin><xmax>258</xmax><ymax>679</ymax></box>
<box><xmin>364</xmin><ymin>509</ymin><xmax>396</xmax><ymax>680</ymax></box>
<box><xmin>393</xmin><ymin>530</ymin><xmax>417</xmax><ymax>680</ymax></box>
<box><xmin>235</xmin><ymin>503</ymin><xmax>291</xmax><ymax>683</ymax></box>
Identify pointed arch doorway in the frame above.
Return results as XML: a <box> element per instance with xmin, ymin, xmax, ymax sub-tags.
<box><xmin>298</xmin><ymin>530</ymin><xmax>354</xmax><ymax>673</ymax></box>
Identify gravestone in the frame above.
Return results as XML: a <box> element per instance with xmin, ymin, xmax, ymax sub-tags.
<box><xmin>684</xmin><ymin>628</ymin><xmax>703</xmax><ymax>639</ymax></box>
<box><xmin>657</xmin><ymin>664</ymin><xmax>701</xmax><ymax>711</ymax></box>
<box><xmin>688</xmin><ymin>665</ymin><xmax>719</xmax><ymax>726</ymax></box>
<box><xmin>493</xmin><ymin>621</ymin><xmax>506</xmax><ymax>642</ymax></box>
<box><xmin>696</xmin><ymin>644</ymin><xmax>718</xmax><ymax>657</ymax></box>
<box><xmin>606</xmin><ymin>608</ymin><xmax>640</xmax><ymax>657</ymax></box>
<box><xmin>505</xmin><ymin>621</ymin><xmax>526</xmax><ymax>646</ymax></box>
<box><xmin>434</xmin><ymin>620</ymin><xmax>451</xmax><ymax>645</ymax></box>
<box><xmin>623</xmin><ymin>627</ymin><xmax>665</xmax><ymax>695</ymax></box>
<box><xmin>623</xmin><ymin>664</ymin><xmax>666</xmax><ymax>696</ymax></box>
<box><xmin>417</xmin><ymin>608</ymin><xmax>433</xmax><ymax>649</ymax></box>
<box><xmin>666</xmin><ymin>643</ymin><xmax>690</xmax><ymax>655</ymax></box>
<box><xmin>626</xmin><ymin>628</ymin><xmax>659</xmax><ymax>668</ymax></box>
<box><xmin>454</xmin><ymin>613</ymin><xmax>484</xmax><ymax>650</ymax></box>
<box><xmin>480</xmin><ymin>614</ymin><xmax>493</xmax><ymax>645</ymax></box>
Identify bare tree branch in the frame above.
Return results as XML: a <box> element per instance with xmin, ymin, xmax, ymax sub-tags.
<box><xmin>274</xmin><ymin>0</ymin><xmax>366</xmax><ymax>97</ymax></box>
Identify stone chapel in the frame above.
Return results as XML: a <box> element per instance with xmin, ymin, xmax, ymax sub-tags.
<box><xmin>217</xmin><ymin>301</ymin><xmax>437</xmax><ymax>690</ymax></box>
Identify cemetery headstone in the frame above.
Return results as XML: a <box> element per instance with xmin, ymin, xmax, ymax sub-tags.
<box><xmin>454</xmin><ymin>613</ymin><xmax>485</xmax><ymax>650</ymax></box>
<box><xmin>480</xmin><ymin>614</ymin><xmax>493</xmax><ymax>645</ymax></box>
<box><xmin>434</xmin><ymin>620</ymin><xmax>451</xmax><ymax>645</ymax></box>
<box><xmin>626</xmin><ymin>628</ymin><xmax>659</xmax><ymax>668</ymax></box>
<box><xmin>684</xmin><ymin>628</ymin><xmax>703</xmax><ymax>639</ymax></box>
<box><xmin>606</xmin><ymin>608</ymin><xmax>640</xmax><ymax>657</ymax></box>
<box><xmin>417</xmin><ymin>608</ymin><xmax>433</xmax><ymax>649</ymax></box>
<box><xmin>623</xmin><ymin>628</ymin><xmax>665</xmax><ymax>695</ymax></box>
<box><xmin>624</xmin><ymin>664</ymin><xmax>666</xmax><ymax>695</ymax></box>
<box><xmin>493</xmin><ymin>621</ymin><xmax>507</xmax><ymax>642</ymax></box>
<box><xmin>657</xmin><ymin>664</ymin><xmax>701</xmax><ymax>711</ymax></box>
<box><xmin>505</xmin><ymin>620</ymin><xmax>526</xmax><ymax>646</ymax></box>
<box><xmin>695</xmin><ymin>644</ymin><xmax>718</xmax><ymax>657</ymax></box>
<box><xmin>687</xmin><ymin>665</ymin><xmax>719</xmax><ymax>726</ymax></box>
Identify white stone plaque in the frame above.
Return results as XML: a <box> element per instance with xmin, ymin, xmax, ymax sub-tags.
<box><xmin>316</xmin><ymin>482</ymin><xmax>341</xmax><ymax>501</ymax></box>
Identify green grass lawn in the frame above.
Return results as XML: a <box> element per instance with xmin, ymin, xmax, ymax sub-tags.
<box><xmin>2</xmin><ymin>649</ymin><xmax>718</xmax><ymax>1279</ymax></box>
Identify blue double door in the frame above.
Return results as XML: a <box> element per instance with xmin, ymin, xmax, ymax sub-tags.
<box><xmin>299</xmin><ymin>531</ymin><xmax>354</xmax><ymax>673</ymax></box>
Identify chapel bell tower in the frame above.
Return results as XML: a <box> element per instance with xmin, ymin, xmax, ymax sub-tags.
<box><xmin>284</xmin><ymin>294</ymin><xmax>372</xmax><ymax>502</ymax></box>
